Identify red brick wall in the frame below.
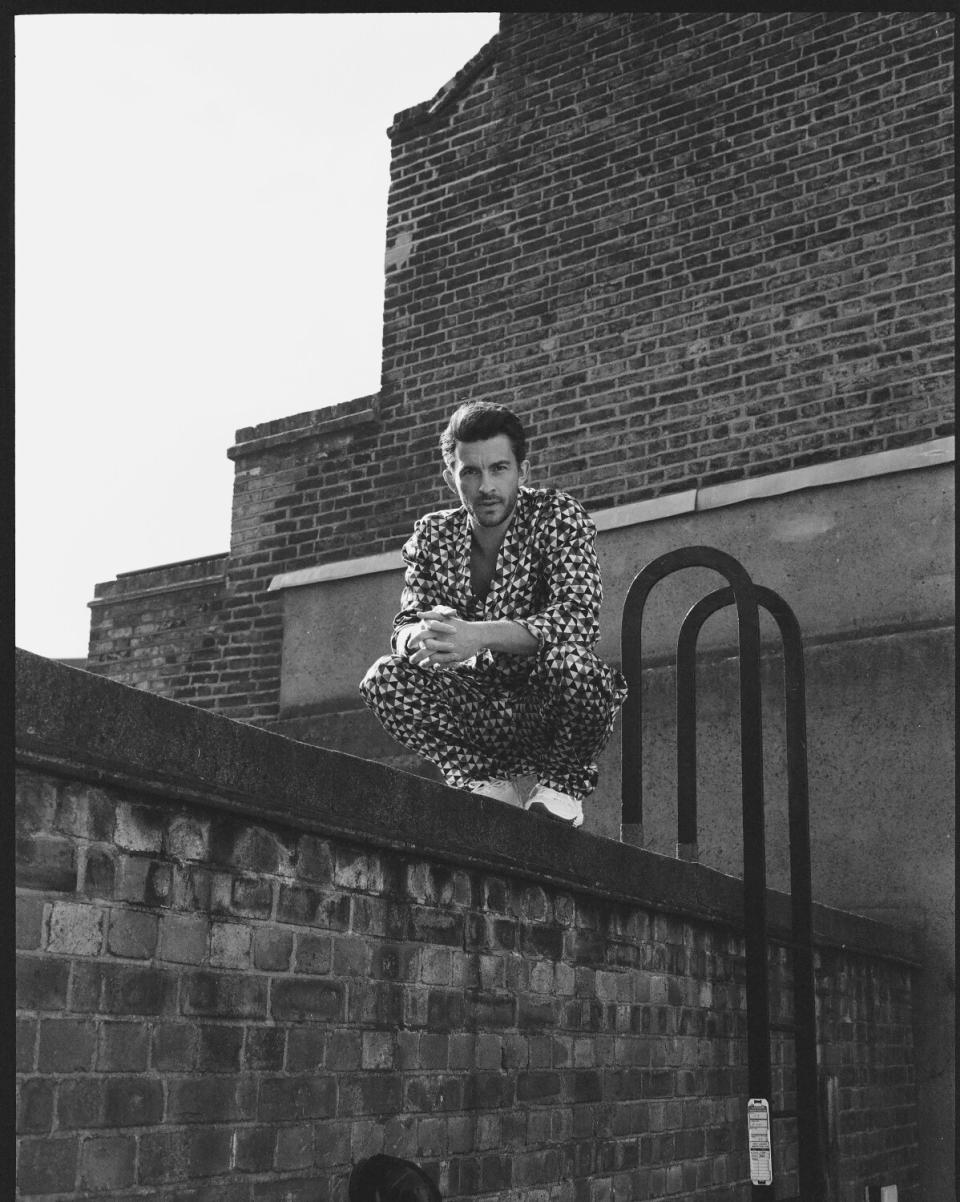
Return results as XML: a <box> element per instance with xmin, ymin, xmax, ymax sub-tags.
<box><xmin>87</xmin><ymin>12</ymin><xmax>954</xmax><ymax>721</ymax></box>
<box><xmin>16</xmin><ymin>764</ymin><xmax>919</xmax><ymax>1201</ymax></box>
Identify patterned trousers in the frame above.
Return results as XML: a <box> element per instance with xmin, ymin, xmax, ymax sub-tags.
<box><xmin>359</xmin><ymin>643</ymin><xmax>627</xmax><ymax>799</ymax></box>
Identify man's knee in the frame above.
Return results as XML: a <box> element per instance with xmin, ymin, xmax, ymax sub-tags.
<box><xmin>535</xmin><ymin>643</ymin><xmax>625</xmax><ymax>709</ymax></box>
<box><xmin>359</xmin><ymin>653</ymin><xmax>406</xmax><ymax>706</ymax></box>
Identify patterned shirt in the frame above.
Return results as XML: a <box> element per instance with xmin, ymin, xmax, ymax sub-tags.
<box><xmin>392</xmin><ymin>486</ymin><xmax>605</xmax><ymax>686</ymax></box>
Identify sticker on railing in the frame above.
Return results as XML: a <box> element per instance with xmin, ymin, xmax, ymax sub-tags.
<box><xmin>747</xmin><ymin>1097</ymin><xmax>773</xmax><ymax>1186</ymax></box>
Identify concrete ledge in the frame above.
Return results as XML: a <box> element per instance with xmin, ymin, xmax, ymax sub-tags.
<box><xmin>697</xmin><ymin>435</ymin><xmax>955</xmax><ymax>511</ymax></box>
<box><xmin>268</xmin><ymin>550</ymin><xmax>404</xmax><ymax>592</ymax></box>
<box><xmin>228</xmin><ymin>395</ymin><xmax>381</xmax><ymax>462</ymax></box>
<box><xmin>15</xmin><ymin>648</ymin><xmax>918</xmax><ymax>967</ymax></box>
<box><xmin>267</xmin><ymin>436</ymin><xmax>953</xmax><ymax>593</ymax></box>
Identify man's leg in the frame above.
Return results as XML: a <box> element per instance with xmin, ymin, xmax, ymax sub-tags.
<box><xmin>359</xmin><ymin>655</ymin><xmax>527</xmax><ymax>789</ymax></box>
<box><xmin>517</xmin><ymin>643</ymin><xmax>628</xmax><ymax>799</ymax></box>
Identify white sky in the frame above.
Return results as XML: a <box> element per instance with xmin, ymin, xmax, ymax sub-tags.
<box><xmin>15</xmin><ymin>12</ymin><xmax>500</xmax><ymax>660</ymax></box>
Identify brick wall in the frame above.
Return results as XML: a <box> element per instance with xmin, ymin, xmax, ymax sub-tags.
<box><xmin>87</xmin><ymin>555</ymin><xmax>228</xmax><ymax>704</ymax></box>
<box><xmin>87</xmin><ymin>11</ymin><xmax>953</xmax><ymax>723</ymax></box>
<box><xmin>16</xmin><ymin>651</ymin><xmax>920</xmax><ymax>1201</ymax></box>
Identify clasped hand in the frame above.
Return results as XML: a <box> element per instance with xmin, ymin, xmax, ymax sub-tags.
<box><xmin>406</xmin><ymin>607</ymin><xmax>481</xmax><ymax>669</ymax></box>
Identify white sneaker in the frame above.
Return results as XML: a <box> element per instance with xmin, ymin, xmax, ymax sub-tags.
<box><xmin>525</xmin><ymin>784</ymin><xmax>584</xmax><ymax>828</ymax></box>
<box><xmin>465</xmin><ymin>778</ymin><xmax>522</xmax><ymax>807</ymax></box>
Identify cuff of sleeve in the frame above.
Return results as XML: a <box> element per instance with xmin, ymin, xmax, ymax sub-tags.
<box><xmin>510</xmin><ymin>618</ymin><xmax>551</xmax><ymax>649</ymax></box>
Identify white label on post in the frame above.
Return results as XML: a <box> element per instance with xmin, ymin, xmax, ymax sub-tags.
<box><xmin>747</xmin><ymin>1097</ymin><xmax>773</xmax><ymax>1186</ymax></box>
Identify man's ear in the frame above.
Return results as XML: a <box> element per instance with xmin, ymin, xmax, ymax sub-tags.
<box><xmin>442</xmin><ymin>466</ymin><xmax>457</xmax><ymax>494</ymax></box>
<box><xmin>519</xmin><ymin>459</ymin><xmax>530</xmax><ymax>485</ymax></box>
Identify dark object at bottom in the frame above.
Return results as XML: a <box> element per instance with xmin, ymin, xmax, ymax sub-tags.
<box><xmin>348</xmin><ymin>1155</ymin><xmax>443</xmax><ymax>1202</ymax></box>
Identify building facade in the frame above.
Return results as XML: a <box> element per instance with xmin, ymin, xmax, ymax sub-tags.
<box><xmin>86</xmin><ymin>14</ymin><xmax>954</xmax><ymax>1197</ymax></box>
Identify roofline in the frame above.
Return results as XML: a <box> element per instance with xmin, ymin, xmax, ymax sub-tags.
<box><xmin>388</xmin><ymin>32</ymin><xmax>500</xmax><ymax>142</ymax></box>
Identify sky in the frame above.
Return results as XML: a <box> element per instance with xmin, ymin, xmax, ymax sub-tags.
<box><xmin>14</xmin><ymin>12</ymin><xmax>500</xmax><ymax>660</ymax></box>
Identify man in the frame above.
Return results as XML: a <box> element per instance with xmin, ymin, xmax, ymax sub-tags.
<box><xmin>359</xmin><ymin>401</ymin><xmax>626</xmax><ymax>828</ymax></box>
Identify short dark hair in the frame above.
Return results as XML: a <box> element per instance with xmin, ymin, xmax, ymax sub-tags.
<box><xmin>440</xmin><ymin>402</ymin><xmax>528</xmax><ymax>466</ymax></box>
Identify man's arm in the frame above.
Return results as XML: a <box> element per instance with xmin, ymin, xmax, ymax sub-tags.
<box><xmin>405</xmin><ymin>612</ymin><xmax>537</xmax><ymax>668</ymax></box>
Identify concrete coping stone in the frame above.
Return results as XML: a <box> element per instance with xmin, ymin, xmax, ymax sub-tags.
<box><xmin>15</xmin><ymin>647</ymin><xmax>919</xmax><ymax>968</ymax></box>
<box><xmin>267</xmin><ymin>436</ymin><xmax>954</xmax><ymax>594</ymax></box>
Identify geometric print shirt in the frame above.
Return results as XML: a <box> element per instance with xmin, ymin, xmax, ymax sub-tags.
<box><xmin>392</xmin><ymin>486</ymin><xmax>605</xmax><ymax>687</ymax></box>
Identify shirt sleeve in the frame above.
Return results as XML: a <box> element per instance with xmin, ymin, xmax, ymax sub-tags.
<box><xmin>390</xmin><ymin>517</ymin><xmax>456</xmax><ymax>652</ymax></box>
<box><xmin>509</xmin><ymin>495</ymin><xmax>603</xmax><ymax>650</ymax></box>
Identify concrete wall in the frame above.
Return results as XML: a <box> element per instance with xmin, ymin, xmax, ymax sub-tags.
<box><xmin>269</xmin><ymin>454</ymin><xmax>954</xmax><ymax>1200</ymax></box>
<box><xmin>17</xmin><ymin>649</ymin><xmax>920</xmax><ymax>1201</ymax></box>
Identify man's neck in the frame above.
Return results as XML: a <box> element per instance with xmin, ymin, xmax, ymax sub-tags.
<box><xmin>470</xmin><ymin>516</ymin><xmax>510</xmax><ymax>556</ymax></box>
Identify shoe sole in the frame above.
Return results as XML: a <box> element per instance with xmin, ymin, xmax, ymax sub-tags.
<box><xmin>527</xmin><ymin>800</ymin><xmax>583</xmax><ymax>829</ymax></box>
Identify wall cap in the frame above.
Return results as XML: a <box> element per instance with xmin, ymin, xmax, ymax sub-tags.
<box><xmin>15</xmin><ymin>647</ymin><xmax>919</xmax><ymax>967</ymax></box>
<box><xmin>267</xmin><ymin>436</ymin><xmax>953</xmax><ymax>594</ymax></box>
<box><xmin>227</xmin><ymin>396</ymin><xmax>381</xmax><ymax>462</ymax></box>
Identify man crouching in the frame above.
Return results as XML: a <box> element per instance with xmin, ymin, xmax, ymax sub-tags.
<box><xmin>360</xmin><ymin>401</ymin><xmax>626</xmax><ymax>829</ymax></box>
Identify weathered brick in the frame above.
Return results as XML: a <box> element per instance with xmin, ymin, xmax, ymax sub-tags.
<box><xmin>234</xmin><ymin>1126</ymin><xmax>276</xmax><ymax>1172</ymax></box>
<box><xmin>16</xmin><ymin>836</ymin><xmax>77</xmax><ymax>893</ymax></box>
<box><xmin>277</xmin><ymin>884</ymin><xmax>351</xmax><ymax>930</ymax></box>
<box><xmin>245</xmin><ymin>1026</ymin><xmax>286</xmax><ymax>1070</ymax></box>
<box><xmin>114</xmin><ymin>801</ymin><xmax>165</xmax><ymax>852</ymax></box>
<box><xmin>101</xmin><ymin>964</ymin><xmax>178</xmax><ymax>1015</ymax></box>
<box><xmin>295</xmin><ymin>834</ymin><xmax>335</xmax><ymax>883</ymax></box>
<box><xmin>37</xmin><ymin>1017</ymin><xmax>97</xmax><ymax>1072</ymax></box>
<box><xmin>46</xmin><ymin>900</ymin><xmax>104</xmax><ymax>956</ymax></box>
<box><xmin>334</xmin><ymin>848</ymin><xmax>385</xmax><ymax>892</ymax></box>
<box><xmin>166</xmin><ymin>814</ymin><xmax>210</xmax><ymax>862</ymax></box>
<box><xmin>78</xmin><ymin>1134</ymin><xmax>137</xmax><ymax>1192</ymax></box>
<box><xmin>210</xmin><ymin>818</ymin><xmax>294</xmax><ymax>875</ymax></box>
<box><xmin>271</xmin><ymin>978</ymin><xmax>345</xmax><ymax>1023</ymax></box>
<box><xmin>56</xmin><ymin>1077</ymin><xmax>104</xmax><ymax>1129</ymax></box>
<box><xmin>102</xmin><ymin>1076</ymin><xmax>164</xmax><ymax>1127</ymax></box>
<box><xmin>197</xmin><ymin>1023</ymin><xmax>244</xmax><ymax>1072</ymax></box>
<box><xmin>15</xmin><ymin>772</ymin><xmax>58</xmax><ymax>835</ymax></box>
<box><xmin>339</xmin><ymin>1071</ymin><xmax>404</xmax><ymax>1116</ymax></box>
<box><xmin>183</xmin><ymin>971</ymin><xmax>268</xmax><ymax>1019</ymax></box>
<box><xmin>286</xmin><ymin>1027</ymin><xmax>328</xmax><ymax>1071</ymax></box>
<box><xmin>17</xmin><ymin>1136</ymin><xmax>78</xmax><ymax>1194</ymax></box>
<box><xmin>54</xmin><ymin>783</ymin><xmax>115</xmax><ymax>841</ymax></box>
<box><xmin>253</xmin><ymin>926</ymin><xmax>293</xmax><ymax>971</ymax></box>
<box><xmin>275</xmin><ymin>1122</ymin><xmax>314</xmax><ymax>1171</ymax></box>
<box><xmin>16</xmin><ymin>895</ymin><xmax>45</xmax><ymax>950</ymax></box>
<box><xmin>17</xmin><ymin>1017</ymin><xmax>37</xmax><ymax>1072</ymax></box>
<box><xmin>138</xmin><ymin>1127</ymin><xmax>232</xmax><ymax>1184</ymax></box>
<box><xmin>107</xmin><ymin>909</ymin><xmax>159</xmax><ymax>959</ymax></box>
<box><xmin>258</xmin><ymin>1074</ymin><xmax>337</xmax><ymax>1121</ymax></box>
<box><xmin>167</xmin><ymin>1075</ymin><xmax>254</xmax><ymax>1123</ymax></box>
<box><xmin>294</xmin><ymin>931</ymin><xmax>332</xmax><ymax>974</ymax></box>
<box><xmin>17</xmin><ymin>1077</ymin><xmax>54</xmax><ymax>1133</ymax></box>
<box><xmin>209</xmin><ymin>920</ymin><xmax>253</xmax><ymax>968</ymax></box>
<box><xmin>158</xmin><ymin>912</ymin><xmax>209</xmax><ymax>964</ymax></box>
<box><xmin>152</xmin><ymin>1022</ymin><xmax>198</xmax><ymax>1071</ymax></box>
<box><xmin>17</xmin><ymin>954</ymin><xmax>69</xmax><ymax>1011</ymax></box>
<box><xmin>98</xmin><ymin>1020</ymin><xmax>150</xmax><ymax>1072</ymax></box>
<box><xmin>81</xmin><ymin>846</ymin><xmax>118</xmax><ymax>898</ymax></box>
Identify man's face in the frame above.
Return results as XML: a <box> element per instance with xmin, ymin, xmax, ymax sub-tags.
<box><xmin>443</xmin><ymin>434</ymin><xmax>529</xmax><ymax>532</ymax></box>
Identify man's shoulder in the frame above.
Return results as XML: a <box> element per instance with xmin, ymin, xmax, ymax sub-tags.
<box><xmin>520</xmin><ymin>486</ymin><xmax>594</xmax><ymax>529</ymax></box>
<box><xmin>410</xmin><ymin>505</ymin><xmax>464</xmax><ymax>536</ymax></box>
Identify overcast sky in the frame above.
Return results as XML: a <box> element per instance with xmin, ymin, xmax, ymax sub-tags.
<box><xmin>14</xmin><ymin>12</ymin><xmax>500</xmax><ymax>660</ymax></box>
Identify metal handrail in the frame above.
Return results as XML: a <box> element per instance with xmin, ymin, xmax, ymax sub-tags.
<box><xmin>675</xmin><ymin>584</ymin><xmax>823</xmax><ymax>1201</ymax></box>
<box><xmin>620</xmin><ymin>547</ymin><xmax>824</xmax><ymax>1201</ymax></box>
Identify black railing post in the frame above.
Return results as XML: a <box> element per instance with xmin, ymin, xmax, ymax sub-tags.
<box><xmin>621</xmin><ymin>548</ymin><xmax>823</xmax><ymax>1200</ymax></box>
